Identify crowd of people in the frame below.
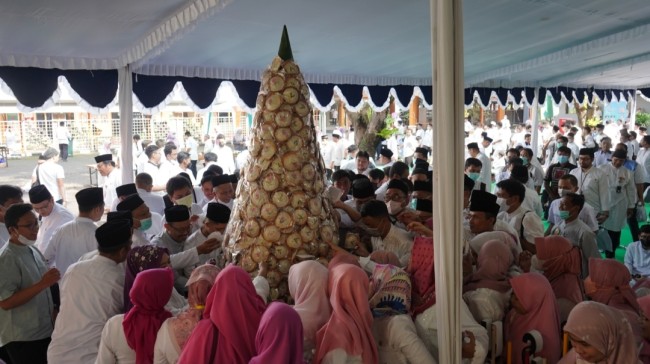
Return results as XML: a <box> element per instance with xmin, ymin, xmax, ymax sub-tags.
<box><xmin>1</xmin><ymin>116</ymin><xmax>650</xmax><ymax>363</ymax></box>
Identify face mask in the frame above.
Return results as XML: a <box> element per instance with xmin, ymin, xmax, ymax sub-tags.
<box><xmin>410</xmin><ymin>198</ymin><xmax>418</xmax><ymax>210</ymax></box>
<box><xmin>558</xmin><ymin>188</ymin><xmax>570</xmax><ymax>197</ymax></box>
<box><xmin>556</xmin><ymin>142</ymin><xmax>565</xmax><ymax>148</ymax></box>
<box><xmin>558</xmin><ymin>210</ymin><xmax>570</xmax><ymax>220</ymax></box>
<box><xmin>176</xmin><ymin>194</ymin><xmax>194</xmax><ymax>208</ymax></box>
<box><xmin>557</xmin><ymin>155</ymin><xmax>569</xmax><ymax>164</ymax></box>
<box><xmin>521</xmin><ymin>157</ymin><xmax>529</xmax><ymax>166</ymax></box>
<box><xmin>640</xmin><ymin>238</ymin><xmax>650</xmax><ymax>249</ymax></box>
<box><xmin>387</xmin><ymin>200</ymin><xmax>403</xmax><ymax>215</ymax></box>
<box><xmin>468</xmin><ymin>172</ymin><xmax>480</xmax><ymax>181</ymax></box>
<box><xmin>139</xmin><ymin>217</ymin><xmax>152</xmax><ymax>232</ymax></box>
<box><xmin>17</xmin><ymin>234</ymin><xmax>36</xmax><ymax>246</ymax></box>
<box><xmin>496</xmin><ymin>197</ymin><xmax>509</xmax><ymax>208</ymax></box>
<box><xmin>358</xmin><ymin>222</ymin><xmax>381</xmax><ymax>237</ymax></box>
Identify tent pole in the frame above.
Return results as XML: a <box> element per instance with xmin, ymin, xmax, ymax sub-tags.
<box><xmin>531</xmin><ymin>88</ymin><xmax>540</xmax><ymax>158</ymax></box>
<box><xmin>431</xmin><ymin>0</ymin><xmax>463</xmax><ymax>361</ymax></box>
<box><xmin>629</xmin><ymin>90</ymin><xmax>637</xmax><ymax>131</ymax></box>
<box><xmin>119</xmin><ymin>65</ymin><xmax>134</xmax><ymax>183</ymax></box>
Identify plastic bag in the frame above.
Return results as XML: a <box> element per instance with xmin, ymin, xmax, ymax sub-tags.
<box><xmin>637</xmin><ymin>205</ymin><xmax>648</xmax><ymax>222</ymax></box>
<box><xmin>596</xmin><ymin>228</ymin><xmax>613</xmax><ymax>253</ymax></box>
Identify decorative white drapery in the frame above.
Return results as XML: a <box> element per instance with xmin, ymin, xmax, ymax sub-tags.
<box><xmin>431</xmin><ymin>0</ymin><xmax>464</xmax><ymax>361</ymax></box>
<box><xmin>119</xmin><ymin>66</ymin><xmax>134</xmax><ymax>184</ymax></box>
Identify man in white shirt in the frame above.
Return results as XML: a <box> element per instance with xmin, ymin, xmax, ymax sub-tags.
<box><xmin>159</xmin><ymin>143</ymin><xmax>179</xmax><ymax>182</ymax></box>
<box><xmin>183</xmin><ymin>131</ymin><xmax>199</xmax><ymax>177</ymax></box>
<box><xmin>134</xmin><ymin>173</ymin><xmax>166</xmax><ymax>216</ymax></box>
<box><xmin>56</xmin><ymin>121</ymin><xmax>72</xmax><ymax>162</ymax></box>
<box><xmin>377</xmin><ymin>148</ymin><xmax>394</xmax><ymax>168</ymax></box>
<box><xmin>330</xmin><ymin>130</ymin><xmax>347</xmax><ymax>171</ymax></box>
<box><xmin>47</xmin><ymin>219</ymin><xmax>133</xmax><ymax>364</ymax></box>
<box><xmin>43</xmin><ymin>188</ymin><xmax>104</xmax><ymax>274</ymax></box>
<box><xmin>520</xmin><ymin>147</ymin><xmax>544</xmax><ymax>193</ymax></box>
<box><xmin>625</xmin><ymin>225</ymin><xmax>650</xmax><ymax>284</ymax></box>
<box><xmin>116</xmin><ymin>194</ymin><xmax>162</xmax><ymax>247</ymax></box>
<box><xmin>467</xmin><ymin>142</ymin><xmax>492</xmax><ymax>189</ymax></box>
<box><xmin>32</xmin><ymin>148</ymin><xmax>66</xmax><ymax>205</ymax></box>
<box><xmin>202</xmin><ymin>175</ymin><xmax>235</xmax><ymax>211</ymax></box>
<box><xmin>202</xmin><ymin>134</ymin><xmax>215</xmax><ymax>155</ymax></box>
<box><xmin>28</xmin><ymin>185</ymin><xmax>74</xmax><ymax>254</ymax></box>
<box><xmin>496</xmin><ymin>179</ymin><xmax>544</xmax><ymax>254</ymax></box>
<box><xmin>570</xmin><ymin>148</ymin><xmax>610</xmax><ymax>224</ymax></box>
<box><xmin>195</xmin><ymin>152</ymin><xmax>219</xmax><ymax>185</ymax></box>
<box><xmin>0</xmin><ymin>185</ymin><xmax>24</xmax><ymax>249</ymax></box>
<box><xmin>403</xmin><ymin>128</ymin><xmax>418</xmax><ymax>167</ymax></box>
<box><xmin>143</xmin><ymin>145</ymin><xmax>167</xmax><ymax>193</ymax></box>
<box><xmin>359</xmin><ymin>200</ymin><xmax>413</xmax><ymax>267</ymax></box>
<box><xmin>95</xmin><ymin>153</ymin><xmax>122</xmax><ymax>210</ymax></box>
<box><xmin>422</xmin><ymin>123</ymin><xmax>433</xmax><ymax>150</ymax></box>
<box><xmin>546</xmin><ymin>174</ymin><xmax>598</xmax><ymax>235</ymax></box>
<box><xmin>352</xmin><ymin>151</ymin><xmax>372</xmax><ymax>176</ymax></box>
<box><xmin>637</xmin><ymin>135</ymin><xmax>650</xmax><ymax>190</ymax></box>
<box><xmin>213</xmin><ymin>134</ymin><xmax>235</xmax><ymax>174</ymax></box>
<box><xmin>185</xmin><ymin>202</ymin><xmax>231</xmax><ymax>272</ymax></box>
<box><xmin>594</xmin><ymin>137</ymin><xmax>613</xmax><ymax>167</ymax></box>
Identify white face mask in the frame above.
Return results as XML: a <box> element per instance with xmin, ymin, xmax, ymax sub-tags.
<box><xmin>18</xmin><ymin>234</ymin><xmax>36</xmax><ymax>246</ymax></box>
<box><xmin>558</xmin><ymin>188</ymin><xmax>570</xmax><ymax>197</ymax></box>
<box><xmin>386</xmin><ymin>200</ymin><xmax>404</xmax><ymax>215</ymax></box>
<box><xmin>496</xmin><ymin>197</ymin><xmax>509</xmax><ymax>209</ymax></box>
<box><xmin>176</xmin><ymin>194</ymin><xmax>194</xmax><ymax>208</ymax></box>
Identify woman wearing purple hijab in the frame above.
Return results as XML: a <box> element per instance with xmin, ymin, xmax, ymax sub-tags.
<box><xmin>123</xmin><ymin>245</ymin><xmax>176</xmax><ymax>313</ymax></box>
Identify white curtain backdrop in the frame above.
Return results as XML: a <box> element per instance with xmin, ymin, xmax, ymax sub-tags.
<box><xmin>431</xmin><ymin>0</ymin><xmax>464</xmax><ymax>362</ymax></box>
<box><xmin>119</xmin><ymin>66</ymin><xmax>134</xmax><ymax>184</ymax></box>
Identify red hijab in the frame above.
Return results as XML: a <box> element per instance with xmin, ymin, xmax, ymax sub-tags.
<box><xmin>535</xmin><ymin>236</ymin><xmax>583</xmax><ymax>304</ymax></box>
<box><xmin>314</xmin><ymin>263</ymin><xmax>378</xmax><ymax>364</ymax></box>
<box><xmin>177</xmin><ymin>265</ymin><xmax>266</xmax><ymax>364</ymax></box>
<box><xmin>586</xmin><ymin>258</ymin><xmax>639</xmax><ymax>314</ymax></box>
<box><xmin>408</xmin><ymin>236</ymin><xmax>436</xmax><ymax>317</ymax></box>
<box><xmin>463</xmin><ymin>239</ymin><xmax>512</xmax><ymax>293</ymax></box>
<box><xmin>122</xmin><ymin>268</ymin><xmax>174</xmax><ymax>364</ymax></box>
<box><xmin>506</xmin><ymin>273</ymin><xmax>561</xmax><ymax>364</ymax></box>
<box><xmin>250</xmin><ymin>302</ymin><xmax>305</xmax><ymax>364</ymax></box>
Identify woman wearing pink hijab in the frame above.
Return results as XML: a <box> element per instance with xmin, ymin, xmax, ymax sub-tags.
<box><xmin>639</xmin><ymin>296</ymin><xmax>650</xmax><ymax>364</ymax></box>
<box><xmin>560</xmin><ymin>301</ymin><xmax>641</xmax><ymax>364</ymax></box>
<box><xmin>506</xmin><ymin>272</ymin><xmax>561</xmax><ymax>364</ymax></box>
<box><xmin>177</xmin><ymin>265</ymin><xmax>266</xmax><ymax>364</ymax></box>
<box><xmin>463</xmin><ymin>239</ymin><xmax>512</xmax><ymax>322</ymax></box>
<box><xmin>154</xmin><ymin>263</ymin><xmax>221</xmax><ymax>364</ymax></box>
<box><xmin>534</xmin><ymin>236</ymin><xmax>584</xmax><ymax>322</ymax></box>
<box><xmin>314</xmin><ymin>263</ymin><xmax>378</xmax><ymax>364</ymax></box>
<box><xmin>250</xmin><ymin>302</ymin><xmax>305</xmax><ymax>364</ymax></box>
<box><xmin>96</xmin><ymin>268</ymin><xmax>174</xmax><ymax>364</ymax></box>
<box><xmin>289</xmin><ymin>261</ymin><xmax>331</xmax><ymax>363</ymax></box>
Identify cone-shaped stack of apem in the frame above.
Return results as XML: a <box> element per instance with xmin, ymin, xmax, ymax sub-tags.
<box><xmin>226</xmin><ymin>26</ymin><xmax>337</xmax><ymax>301</ymax></box>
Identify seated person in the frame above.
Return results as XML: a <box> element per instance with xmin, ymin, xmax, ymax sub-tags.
<box><xmin>625</xmin><ymin>224</ymin><xmax>650</xmax><ymax>290</ymax></box>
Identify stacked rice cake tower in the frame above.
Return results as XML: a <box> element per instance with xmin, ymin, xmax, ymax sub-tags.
<box><xmin>227</xmin><ymin>26</ymin><xmax>337</xmax><ymax>301</ymax></box>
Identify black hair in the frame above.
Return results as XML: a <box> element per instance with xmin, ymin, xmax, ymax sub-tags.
<box><xmin>640</xmin><ymin>224</ymin><xmax>650</xmax><ymax>235</ymax></box>
<box><xmin>368</xmin><ymin>168</ymin><xmax>385</xmax><ymax>182</ymax></box>
<box><xmin>496</xmin><ymin>179</ymin><xmax>525</xmax><ymax>203</ymax></box>
<box><xmin>564</xmin><ymin>192</ymin><xmax>585</xmax><ymax>210</ymax></box>
<box><xmin>5</xmin><ymin>203</ymin><xmax>33</xmax><ymax>229</ymax></box>
<box><xmin>360</xmin><ymin>200</ymin><xmax>388</xmax><ymax>218</ymax></box>
<box><xmin>356</xmin><ymin>151</ymin><xmax>370</xmax><ymax>160</ymax></box>
<box><xmin>464</xmin><ymin>158</ymin><xmax>482</xmax><ymax>169</ymax></box>
<box><xmin>510</xmin><ymin>165</ymin><xmax>529</xmax><ymax>184</ymax></box>
<box><xmin>177</xmin><ymin>151</ymin><xmax>190</xmax><ymax>164</ymax></box>
<box><xmin>204</xmin><ymin>152</ymin><xmax>218</xmax><ymax>163</ymax></box>
<box><xmin>145</xmin><ymin>145</ymin><xmax>159</xmax><ymax>159</ymax></box>
<box><xmin>559</xmin><ymin>174</ymin><xmax>578</xmax><ymax>187</ymax></box>
<box><xmin>164</xmin><ymin>143</ymin><xmax>177</xmax><ymax>157</ymax></box>
<box><xmin>0</xmin><ymin>185</ymin><xmax>23</xmax><ymax>206</ymax></box>
<box><xmin>206</xmin><ymin>164</ymin><xmax>223</xmax><ymax>175</ymax></box>
<box><xmin>331</xmin><ymin>169</ymin><xmax>351</xmax><ymax>183</ymax></box>
<box><xmin>166</xmin><ymin>176</ymin><xmax>192</xmax><ymax>196</ymax></box>
<box><xmin>557</xmin><ymin>146</ymin><xmax>572</xmax><ymax>155</ymax></box>
<box><xmin>136</xmin><ymin>173</ymin><xmax>153</xmax><ymax>186</ymax></box>
<box><xmin>388</xmin><ymin>161</ymin><xmax>409</xmax><ymax>179</ymax></box>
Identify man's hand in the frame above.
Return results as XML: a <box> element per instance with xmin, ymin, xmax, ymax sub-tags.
<box><xmin>596</xmin><ymin>211</ymin><xmax>609</xmax><ymax>224</ymax></box>
<box><xmin>627</xmin><ymin>208</ymin><xmax>634</xmax><ymax>218</ymax></box>
<box><xmin>197</xmin><ymin>238</ymin><xmax>220</xmax><ymax>255</ymax></box>
<box><xmin>39</xmin><ymin>268</ymin><xmax>61</xmax><ymax>288</ymax></box>
<box><xmin>406</xmin><ymin>222</ymin><xmax>433</xmax><ymax>237</ymax></box>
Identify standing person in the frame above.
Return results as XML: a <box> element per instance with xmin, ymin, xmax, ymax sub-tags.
<box><xmin>542</xmin><ymin>146</ymin><xmax>576</xmax><ymax>218</ymax></box>
<box><xmin>232</xmin><ymin>129</ymin><xmax>246</xmax><ymax>152</ymax></box>
<box><xmin>183</xmin><ymin>131</ymin><xmax>198</xmax><ymax>177</ymax></box>
<box><xmin>47</xmin><ymin>219</ymin><xmax>133</xmax><ymax>364</ymax></box>
<box><xmin>601</xmin><ymin>149</ymin><xmax>637</xmax><ymax>258</ymax></box>
<box><xmin>320</xmin><ymin>134</ymin><xmax>333</xmax><ymax>179</ymax></box>
<box><xmin>96</xmin><ymin>153</ymin><xmax>123</xmax><ymax>210</ymax></box>
<box><xmin>213</xmin><ymin>134</ymin><xmax>235</xmax><ymax>174</ymax></box>
<box><xmin>637</xmin><ymin>135</ymin><xmax>650</xmax><ymax>191</ymax></box>
<box><xmin>249</xmin><ymin>302</ymin><xmax>305</xmax><ymax>364</ymax></box>
<box><xmin>0</xmin><ymin>204</ymin><xmax>60</xmax><ymax>364</ymax></box>
<box><xmin>28</xmin><ymin>185</ymin><xmax>74</xmax><ymax>253</ymax></box>
<box><xmin>31</xmin><ymin>147</ymin><xmax>66</xmax><ymax>206</ymax></box>
<box><xmin>202</xmin><ymin>134</ymin><xmax>214</xmax><ymax>155</ymax></box>
<box><xmin>570</xmin><ymin>148</ymin><xmax>611</xmax><ymax>225</ymax></box>
<box><xmin>44</xmin><ymin>188</ymin><xmax>104</xmax><ymax>275</ymax></box>
<box><xmin>330</xmin><ymin>130</ymin><xmax>346</xmax><ymax>172</ymax></box>
<box><xmin>0</xmin><ymin>185</ymin><xmax>24</xmax><ymax>249</ymax></box>
<box><xmin>159</xmin><ymin>143</ymin><xmax>179</xmax><ymax>182</ymax></box>
<box><xmin>175</xmin><ymin>151</ymin><xmax>196</xmax><ymax>185</ymax></box>
<box><xmin>594</xmin><ymin>137</ymin><xmax>613</xmax><ymax>167</ymax></box>
<box><xmin>467</xmin><ymin>142</ymin><xmax>492</xmax><ymax>190</ymax></box>
<box><xmin>56</xmin><ymin>121</ymin><xmax>72</xmax><ymax>162</ymax></box>
<box><xmin>177</xmin><ymin>265</ymin><xmax>266</xmax><ymax>364</ymax></box>
<box><xmin>403</xmin><ymin>128</ymin><xmax>417</xmax><ymax>167</ymax></box>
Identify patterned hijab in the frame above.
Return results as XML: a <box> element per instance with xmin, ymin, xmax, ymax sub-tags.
<box><xmin>124</xmin><ymin>245</ymin><xmax>169</xmax><ymax>313</ymax></box>
<box><xmin>408</xmin><ymin>236</ymin><xmax>436</xmax><ymax>317</ymax></box>
<box><xmin>369</xmin><ymin>264</ymin><xmax>411</xmax><ymax>317</ymax></box>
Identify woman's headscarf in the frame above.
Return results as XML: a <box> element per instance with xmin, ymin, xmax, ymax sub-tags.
<box><xmin>535</xmin><ymin>236</ymin><xmax>583</xmax><ymax>304</ymax></box>
<box><xmin>408</xmin><ymin>236</ymin><xmax>436</xmax><ymax>317</ymax></box>
<box><xmin>638</xmin><ymin>296</ymin><xmax>650</xmax><ymax>363</ymax></box>
<box><xmin>177</xmin><ymin>265</ymin><xmax>266</xmax><ymax>364</ymax></box>
<box><xmin>463</xmin><ymin>239</ymin><xmax>512</xmax><ymax>294</ymax></box>
<box><xmin>586</xmin><ymin>258</ymin><xmax>639</xmax><ymax>314</ymax></box>
<box><xmin>507</xmin><ymin>273</ymin><xmax>561</xmax><ymax>364</ymax></box>
<box><xmin>249</xmin><ymin>302</ymin><xmax>305</xmax><ymax>364</ymax></box>
<box><xmin>124</xmin><ymin>245</ymin><xmax>169</xmax><ymax>313</ymax></box>
<box><xmin>169</xmin><ymin>264</ymin><xmax>221</xmax><ymax>351</ymax></box>
<box><xmin>314</xmin><ymin>263</ymin><xmax>378</xmax><ymax>364</ymax></box>
<box><xmin>328</xmin><ymin>250</ymin><xmax>362</xmax><ymax>269</ymax></box>
<box><xmin>564</xmin><ymin>301</ymin><xmax>641</xmax><ymax>364</ymax></box>
<box><xmin>369</xmin><ymin>264</ymin><xmax>411</xmax><ymax>317</ymax></box>
<box><xmin>122</xmin><ymin>268</ymin><xmax>174</xmax><ymax>364</ymax></box>
<box><xmin>288</xmin><ymin>261</ymin><xmax>331</xmax><ymax>348</ymax></box>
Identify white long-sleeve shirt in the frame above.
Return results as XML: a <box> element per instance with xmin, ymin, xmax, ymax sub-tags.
<box><xmin>36</xmin><ymin>203</ymin><xmax>75</xmax><ymax>253</ymax></box>
<box><xmin>373</xmin><ymin>315</ymin><xmax>436</xmax><ymax>364</ymax></box>
<box><xmin>570</xmin><ymin>167</ymin><xmax>611</xmax><ymax>213</ymax></box>
<box><xmin>43</xmin><ymin>216</ymin><xmax>97</xmax><ymax>274</ymax></box>
<box><xmin>96</xmin><ymin>314</ymin><xmax>136</xmax><ymax>364</ymax></box>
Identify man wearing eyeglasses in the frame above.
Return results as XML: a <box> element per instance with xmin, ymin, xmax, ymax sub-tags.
<box><xmin>28</xmin><ymin>185</ymin><xmax>74</xmax><ymax>254</ymax></box>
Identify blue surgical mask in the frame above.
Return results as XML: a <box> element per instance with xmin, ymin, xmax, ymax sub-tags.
<box><xmin>521</xmin><ymin>157</ymin><xmax>529</xmax><ymax>166</ymax></box>
<box><xmin>558</xmin><ymin>155</ymin><xmax>569</xmax><ymax>164</ymax></box>
<box><xmin>468</xmin><ymin>172</ymin><xmax>480</xmax><ymax>181</ymax></box>
<box><xmin>557</xmin><ymin>142</ymin><xmax>565</xmax><ymax>148</ymax></box>
<box><xmin>558</xmin><ymin>210</ymin><xmax>570</xmax><ymax>220</ymax></box>
<box><xmin>410</xmin><ymin>198</ymin><xmax>418</xmax><ymax>210</ymax></box>
<box><xmin>139</xmin><ymin>217</ymin><xmax>152</xmax><ymax>231</ymax></box>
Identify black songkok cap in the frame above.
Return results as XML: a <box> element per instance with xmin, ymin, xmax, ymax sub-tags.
<box><xmin>351</xmin><ymin>178</ymin><xmax>375</xmax><ymax>199</ymax></box>
<box><xmin>212</xmin><ymin>175</ymin><xmax>231</xmax><ymax>187</ymax></box>
<box><xmin>415</xmin><ymin>198</ymin><xmax>433</xmax><ymax>213</ymax></box>
<box><xmin>379</xmin><ymin>148</ymin><xmax>394</xmax><ymax>159</ymax></box>
<box><xmin>94</xmin><ymin>154</ymin><xmax>112</xmax><ymax>163</ymax></box>
<box><xmin>116</xmin><ymin>194</ymin><xmax>145</xmax><ymax>212</ymax></box>
<box><xmin>107</xmin><ymin>211</ymin><xmax>133</xmax><ymax>226</ymax></box>
<box><xmin>29</xmin><ymin>185</ymin><xmax>52</xmax><ymax>204</ymax></box>
<box><xmin>467</xmin><ymin>142</ymin><xmax>479</xmax><ymax>150</ymax></box>
<box><xmin>206</xmin><ymin>202</ymin><xmax>231</xmax><ymax>224</ymax></box>
<box><xmin>165</xmin><ymin>205</ymin><xmax>190</xmax><ymax>222</ymax></box>
<box><xmin>115</xmin><ymin>183</ymin><xmax>137</xmax><ymax>198</ymax></box>
<box><xmin>415</xmin><ymin>147</ymin><xmax>429</xmax><ymax>156</ymax></box>
<box><xmin>413</xmin><ymin>180</ymin><xmax>433</xmax><ymax>192</ymax></box>
<box><xmin>75</xmin><ymin>187</ymin><xmax>104</xmax><ymax>206</ymax></box>
<box><xmin>96</xmin><ymin>219</ymin><xmax>132</xmax><ymax>249</ymax></box>
<box><xmin>612</xmin><ymin>149</ymin><xmax>627</xmax><ymax>159</ymax></box>
<box><xmin>469</xmin><ymin>190</ymin><xmax>500</xmax><ymax>216</ymax></box>
<box><xmin>386</xmin><ymin>179</ymin><xmax>408</xmax><ymax>196</ymax></box>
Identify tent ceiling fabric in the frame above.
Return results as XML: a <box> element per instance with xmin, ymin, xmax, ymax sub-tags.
<box><xmin>2</xmin><ymin>0</ymin><xmax>650</xmax><ymax>110</ymax></box>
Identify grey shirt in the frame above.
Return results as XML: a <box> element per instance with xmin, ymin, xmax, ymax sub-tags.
<box><xmin>558</xmin><ymin>218</ymin><xmax>600</xmax><ymax>278</ymax></box>
<box><xmin>0</xmin><ymin>242</ymin><xmax>54</xmax><ymax>345</ymax></box>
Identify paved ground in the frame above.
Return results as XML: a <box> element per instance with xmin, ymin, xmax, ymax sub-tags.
<box><xmin>0</xmin><ymin>154</ymin><xmax>100</xmax><ymax>215</ymax></box>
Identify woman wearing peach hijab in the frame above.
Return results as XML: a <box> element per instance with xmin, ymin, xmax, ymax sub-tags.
<box><xmin>560</xmin><ymin>301</ymin><xmax>640</xmax><ymax>364</ymax></box>
<box><xmin>639</xmin><ymin>296</ymin><xmax>650</xmax><ymax>364</ymax></box>
<box><xmin>585</xmin><ymin>258</ymin><xmax>641</xmax><ymax>343</ymax></box>
<box><xmin>534</xmin><ymin>236</ymin><xmax>584</xmax><ymax>322</ymax></box>
<box><xmin>289</xmin><ymin>261</ymin><xmax>331</xmax><ymax>363</ymax></box>
<box><xmin>314</xmin><ymin>263</ymin><xmax>378</xmax><ymax>364</ymax></box>
<box><xmin>506</xmin><ymin>273</ymin><xmax>561</xmax><ymax>364</ymax></box>
<box><xmin>463</xmin><ymin>239</ymin><xmax>512</xmax><ymax>322</ymax></box>
<box><xmin>154</xmin><ymin>263</ymin><xmax>221</xmax><ymax>364</ymax></box>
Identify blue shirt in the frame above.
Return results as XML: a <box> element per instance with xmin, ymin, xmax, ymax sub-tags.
<box><xmin>624</xmin><ymin>241</ymin><xmax>650</xmax><ymax>277</ymax></box>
